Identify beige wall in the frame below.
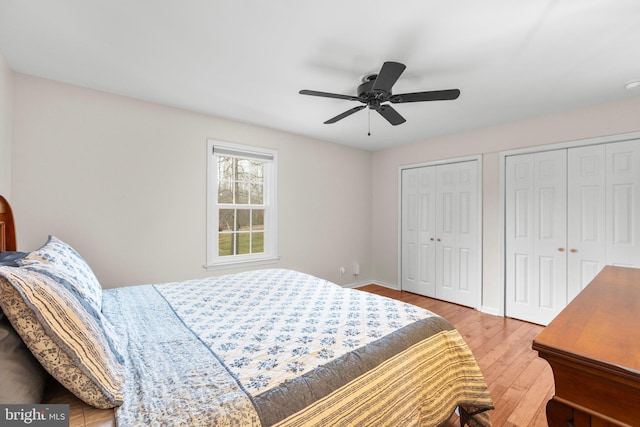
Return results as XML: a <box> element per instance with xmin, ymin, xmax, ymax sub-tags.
<box><xmin>0</xmin><ymin>51</ymin><xmax>12</xmax><ymax>197</ymax></box>
<box><xmin>8</xmin><ymin>67</ymin><xmax>640</xmax><ymax>308</ymax></box>
<box><xmin>372</xmin><ymin>95</ymin><xmax>640</xmax><ymax>312</ymax></box>
<box><xmin>11</xmin><ymin>73</ymin><xmax>372</xmax><ymax>288</ymax></box>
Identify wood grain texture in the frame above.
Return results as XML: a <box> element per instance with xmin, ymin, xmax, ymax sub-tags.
<box><xmin>358</xmin><ymin>284</ymin><xmax>554</xmax><ymax>427</ymax></box>
<box><xmin>533</xmin><ymin>266</ymin><xmax>640</xmax><ymax>427</ymax></box>
<box><xmin>0</xmin><ymin>195</ymin><xmax>17</xmax><ymax>251</ymax></box>
<box><xmin>43</xmin><ymin>380</ymin><xmax>115</xmax><ymax>427</ymax></box>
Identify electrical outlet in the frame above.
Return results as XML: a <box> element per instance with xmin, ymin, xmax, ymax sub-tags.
<box><xmin>339</xmin><ymin>266</ymin><xmax>345</xmax><ymax>275</ymax></box>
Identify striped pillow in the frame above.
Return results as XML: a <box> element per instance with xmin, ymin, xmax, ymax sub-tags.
<box><xmin>20</xmin><ymin>262</ymin><xmax>125</xmax><ymax>366</ymax></box>
<box><xmin>19</xmin><ymin>236</ymin><xmax>102</xmax><ymax>312</ymax></box>
<box><xmin>0</xmin><ymin>267</ymin><xmax>124</xmax><ymax>408</ymax></box>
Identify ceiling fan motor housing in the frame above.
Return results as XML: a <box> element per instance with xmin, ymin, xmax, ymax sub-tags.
<box><xmin>357</xmin><ymin>76</ymin><xmax>389</xmax><ymax>108</ymax></box>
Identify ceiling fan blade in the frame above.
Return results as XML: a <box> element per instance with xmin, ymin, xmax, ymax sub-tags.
<box><xmin>299</xmin><ymin>89</ymin><xmax>360</xmax><ymax>102</ymax></box>
<box><xmin>389</xmin><ymin>89</ymin><xmax>460</xmax><ymax>103</ymax></box>
<box><xmin>372</xmin><ymin>61</ymin><xmax>406</xmax><ymax>93</ymax></box>
<box><xmin>376</xmin><ymin>104</ymin><xmax>406</xmax><ymax>126</ymax></box>
<box><xmin>324</xmin><ymin>105</ymin><xmax>366</xmax><ymax>124</ymax></box>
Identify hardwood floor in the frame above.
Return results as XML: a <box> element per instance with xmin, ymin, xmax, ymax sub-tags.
<box><xmin>357</xmin><ymin>284</ymin><xmax>554</xmax><ymax>427</ymax></box>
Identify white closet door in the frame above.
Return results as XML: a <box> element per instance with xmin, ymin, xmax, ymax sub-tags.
<box><xmin>506</xmin><ymin>139</ymin><xmax>640</xmax><ymax>325</ymax></box>
<box><xmin>435</xmin><ymin>161</ymin><xmax>479</xmax><ymax>307</ymax></box>
<box><xmin>401</xmin><ymin>160</ymin><xmax>480</xmax><ymax>307</ymax></box>
<box><xmin>418</xmin><ymin>166</ymin><xmax>437</xmax><ymax>296</ymax></box>
<box><xmin>401</xmin><ymin>167</ymin><xmax>437</xmax><ymax>296</ymax></box>
<box><xmin>506</xmin><ymin>150</ymin><xmax>567</xmax><ymax>325</ymax></box>
<box><xmin>505</xmin><ymin>154</ymin><xmax>535</xmax><ymax>320</ymax></box>
<box><xmin>401</xmin><ymin>168</ymin><xmax>420</xmax><ymax>294</ymax></box>
<box><xmin>567</xmin><ymin>145</ymin><xmax>606</xmax><ymax>302</ymax></box>
<box><xmin>606</xmin><ymin>140</ymin><xmax>640</xmax><ymax>267</ymax></box>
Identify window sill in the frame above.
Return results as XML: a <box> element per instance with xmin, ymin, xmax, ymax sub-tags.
<box><xmin>204</xmin><ymin>256</ymin><xmax>280</xmax><ymax>271</ymax></box>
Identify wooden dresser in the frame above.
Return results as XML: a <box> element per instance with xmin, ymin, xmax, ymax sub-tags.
<box><xmin>533</xmin><ymin>266</ymin><xmax>640</xmax><ymax>427</ymax></box>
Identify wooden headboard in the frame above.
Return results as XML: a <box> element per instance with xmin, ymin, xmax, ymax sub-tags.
<box><xmin>0</xmin><ymin>195</ymin><xmax>17</xmax><ymax>251</ymax></box>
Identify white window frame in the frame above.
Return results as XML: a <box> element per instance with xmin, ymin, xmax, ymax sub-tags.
<box><xmin>206</xmin><ymin>139</ymin><xmax>278</xmax><ymax>270</ymax></box>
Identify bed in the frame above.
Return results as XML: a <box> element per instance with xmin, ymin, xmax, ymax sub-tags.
<box><xmin>0</xmin><ymin>195</ymin><xmax>493</xmax><ymax>426</ymax></box>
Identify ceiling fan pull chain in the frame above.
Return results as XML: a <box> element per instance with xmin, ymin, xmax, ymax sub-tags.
<box><xmin>368</xmin><ymin>108</ymin><xmax>371</xmax><ymax>136</ymax></box>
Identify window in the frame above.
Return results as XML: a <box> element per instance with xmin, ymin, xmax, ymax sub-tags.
<box><xmin>206</xmin><ymin>140</ymin><xmax>278</xmax><ymax>268</ymax></box>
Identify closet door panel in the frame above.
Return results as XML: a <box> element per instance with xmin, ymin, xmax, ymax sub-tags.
<box><xmin>455</xmin><ymin>161</ymin><xmax>479</xmax><ymax>304</ymax></box>
<box><xmin>417</xmin><ymin>167</ymin><xmax>437</xmax><ymax>294</ymax></box>
<box><xmin>538</xmin><ymin>256</ymin><xmax>556</xmax><ymax>309</ymax></box>
<box><xmin>533</xmin><ymin>150</ymin><xmax>567</xmax><ymax>324</ymax></box>
<box><xmin>606</xmin><ymin>140</ymin><xmax>640</xmax><ymax>267</ymax></box>
<box><xmin>436</xmin><ymin>163</ymin><xmax>458</xmax><ymax>298</ymax></box>
<box><xmin>401</xmin><ymin>167</ymin><xmax>437</xmax><ymax>297</ymax></box>
<box><xmin>513</xmin><ymin>253</ymin><xmax>531</xmax><ymax>304</ymax></box>
<box><xmin>436</xmin><ymin>161</ymin><xmax>479</xmax><ymax>307</ymax></box>
<box><xmin>401</xmin><ymin>169</ymin><xmax>420</xmax><ymax>294</ymax></box>
<box><xmin>506</xmin><ymin>150</ymin><xmax>566</xmax><ymax>325</ymax></box>
<box><xmin>506</xmin><ymin>155</ymin><xmax>535</xmax><ymax>317</ymax></box>
<box><xmin>567</xmin><ymin>145</ymin><xmax>606</xmax><ymax>301</ymax></box>
<box><xmin>440</xmin><ymin>244</ymin><xmax>454</xmax><ymax>290</ymax></box>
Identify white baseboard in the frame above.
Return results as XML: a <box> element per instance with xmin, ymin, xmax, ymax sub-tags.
<box><xmin>366</xmin><ymin>280</ymin><xmax>399</xmax><ymax>290</ymax></box>
<box><xmin>342</xmin><ymin>280</ymin><xmax>399</xmax><ymax>290</ymax></box>
<box><xmin>341</xmin><ymin>280</ymin><xmax>370</xmax><ymax>289</ymax></box>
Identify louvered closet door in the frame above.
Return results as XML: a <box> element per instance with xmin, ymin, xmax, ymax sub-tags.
<box><xmin>505</xmin><ymin>150</ymin><xmax>567</xmax><ymax>325</ymax></box>
<box><xmin>435</xmin><ymin>161</ymin><xmax>480</xmax><ymax>307</ymax></box>
<box><xmin>401</xmin><ymin>167</ymin><xmax>437</xmax><ymax>296</ymax></box>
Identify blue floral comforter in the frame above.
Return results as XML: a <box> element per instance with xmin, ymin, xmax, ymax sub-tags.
<box><xmin>101</xmin><ymin>269</ymin><xmax>491</xmax><ymax>426</ymax></box>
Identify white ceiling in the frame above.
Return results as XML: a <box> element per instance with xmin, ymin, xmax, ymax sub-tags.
<box><xmin>1</xmin><ymin>0</ymin><xmax>640</xmax><ymax>151</ymax></box>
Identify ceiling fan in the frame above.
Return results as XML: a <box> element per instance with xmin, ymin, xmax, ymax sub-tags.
<box><xmin>299</xmin><ymin>61</ymin><xmax>460</xmax><ymax>127</ymax></box>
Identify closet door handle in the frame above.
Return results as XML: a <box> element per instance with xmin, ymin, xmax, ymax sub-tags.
<box><xmin>430</xmin><ymin>238</ymin><xmax>435</xmax><ymax>241</ymax></box>
<box><xmin>437</xmin><ymin>238</ymin><xmax>441</xmax><ymax>242</ymax></box>
<box><xmin>570</xmin><ymin>248</ymin><xmax>577</xmax><ymax>253</ymax></box>
<box><xmin>558</xmin><ymin>248</ymin><xmax>565</xmax><ymax>252</ymax></box>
